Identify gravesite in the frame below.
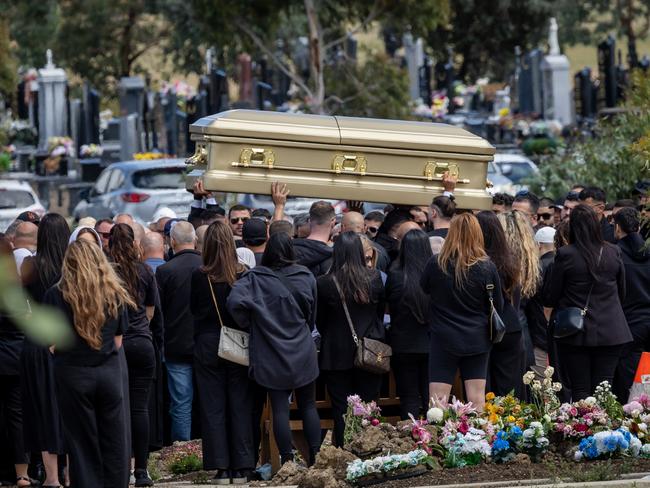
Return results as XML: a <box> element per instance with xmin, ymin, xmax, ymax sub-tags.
<box><xmin>1</xmin><ymin>1</ymin><xmax>650</xmax><ymax>487</ymax></box>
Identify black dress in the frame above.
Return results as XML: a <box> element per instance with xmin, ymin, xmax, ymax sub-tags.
<box><xmin>20</xmin><ymin>257</ymin><xmax>65</xmax><ymax>454</ymax></box>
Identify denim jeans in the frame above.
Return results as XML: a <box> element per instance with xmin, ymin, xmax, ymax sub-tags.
<box><xmin>166</xmin><ymin>361</ymin><xmax>193</xmax><ymax>441</ymax></box>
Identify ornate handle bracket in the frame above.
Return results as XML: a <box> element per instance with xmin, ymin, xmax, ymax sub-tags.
<box><xmin>185</xmin><ymin>144</ymin><xmax>207</xmax><ymax>166</ymax></box>
<box><xmin>332</xmin><ymin>154</ymin><xmax>367</xmax><ymax>175</ymax></box>
<box><xmin>423</xmin><ymin>161</ymin><xmax>469</xmax><ymax>184</ymax></box>
<box><xmin>240</xmin><ymin>148</ymin><xmax>275</xmax><ymax>168</ymax></box>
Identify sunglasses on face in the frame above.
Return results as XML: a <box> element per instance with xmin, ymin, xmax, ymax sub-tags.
<box><xmin>99</xmin><ymin>231</ymin><xmax>112</xmax><ymax>239</ymax></box>
<box><xmin>537</xmin><ymin>213</ymin><xmax>552</xmax><ymax>220</ymax></box>
<box><xmin>230</xmin><ymin>217</ymin><xmax>250</xmax><ymax>225</ymax></box>
<box><xmin>365</xmin><ymin>255</ymin><xmax>374</xmax><ymax>264</ymax></box>
<box><xmin>367</xmin><ymin>226</ymin><xmax>379</xmax><ymax>234</ymax></box>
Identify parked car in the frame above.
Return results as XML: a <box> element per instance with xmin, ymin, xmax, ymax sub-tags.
<box><xmin>0</xmin><ymin>180</ymin><xmax>46</xmax><ymax>232</ymax></box>
<box><xmin>73</xmin><ymin>159</ymin><xmax>194</xmax><ymax>224</ymax></box>
<box><xmin>491</xmin><ymin>153</ymin><xmax>539</xmax><ymax>189</ymax></box>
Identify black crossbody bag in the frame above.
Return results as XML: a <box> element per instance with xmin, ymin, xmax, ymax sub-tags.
<box><xmin>487</xmin><ymin>284</ymin><xmax>506</xmax><ymax>343</ymax></box>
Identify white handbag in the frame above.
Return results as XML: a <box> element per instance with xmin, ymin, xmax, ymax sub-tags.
<box><xmin>208</xmin><ymin>279</ymin><xmax>249</xmax><ymax>366</ymax></box>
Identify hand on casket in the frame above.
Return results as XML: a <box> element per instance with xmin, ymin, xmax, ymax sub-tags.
<box><xmin>346</xmin><ymin>201</ymin><xmax>365</xmax><ymax>214</ymax></box>
<box><xmin>192</xmin><ymin>179</ymin><xmax>212</xmax><ymax>200</ymax></box>
<box><xmin>442</xmin><ymin>171</ymin><xmax>458</xmax><ymax>193</ymax></box>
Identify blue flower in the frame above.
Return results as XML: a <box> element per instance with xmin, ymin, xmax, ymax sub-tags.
<box><xmin>604</xmin><ymin>435</ymin><xmax>619</xmax><ymax>452</ymax></box>
<box><xmin>510</xmin><ymin>426</ymin><xmax>523</xmax><ymax>438</ymax></box>
<box><xmin>492</xmin><ymin>438</ymin><xmax>510</xmax><ymax>453</ymax></box>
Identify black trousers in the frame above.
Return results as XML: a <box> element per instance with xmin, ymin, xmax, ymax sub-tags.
<box><xmin>557</xmin><ymin>343</ymin><xmax>624</xmax><ymax>401</ymax></box>
<box><xmin>0</xmin><ymin>374</ymin><xmax>28</xmax><ymax>465</ymax></box>
<box><xmin>268</xmin><ymin>382</ymin><xmax>321</xmax><ymax>465</ymax></box>
<box><xmin>194</xmin><ymin>335</ymin><xmax>254</xmax><ymax>471</ymax></box>
<box><xmin>322</xmin><ymin>368</ymin><xmax>382</xmax><ymax>448</ymax></box>
<box><xmin>614</xmin><ymin>323</ymin><xmax>650</xmax><ymax>403</ymax></box>
<box><xmin>55</xmin><ymin>354</ymin><xmax>128</xmax><ymax>488</ymax></box>
<box><xmin>251</xmin><ymin>382</ymin><xmax>267</xmax><ymax>465</ymax></box>
<box><xmin>392</xmin><ymin>353</ymin><xmax>429</xmax><ymax>420</ymax></box>
<box><xmin>489</xmin><ymin>331</ymin><xmax>526</xmax><ymax>398</ymax></box>
<box><xmin>124</xmin><ymin>337</ymin><xmax>155</xmax><ymax>471</ymax></box>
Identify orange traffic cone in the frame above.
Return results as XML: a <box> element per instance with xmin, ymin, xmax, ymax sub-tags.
<box><xmin>629</xmin><ymin>352</ymin><xmax>650</xmax><ymax>402</ymax></box>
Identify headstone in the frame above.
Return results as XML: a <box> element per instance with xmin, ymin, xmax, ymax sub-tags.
<box><xmin>256</xmin><ymin>82</ymin><xmax>272</xmax><ymax>110</ymax></box>
<box><xmin>81</xmin><ymin>82</ymin><xmax>100</xmax><ymax>145</ymax></box>
<box><xmin>119</xmin><ymin>113</ymin><xmax>140</xmax><ymax>161</ymax></box>
<box><xmin>162</xmin><ymin>90</ymin><xmax>178</xmax><ymax>155</ymax></box>
<box><xmin>208</xmin><ymin>69</ymin><xmax>228</xmax><ymax>114</ymax></box>
<box><xmin>345</xmin><ymin>34</ymin><xmax>358</xmax><ymax>61</ymax></box>
<box><xmin>238</xmin><ymin>53</ymin><xmax>253</xmax><ymax>104</ymax></box>
<box><xmin>574</xmin><ymin>67</ymin><xmax>596</xmax><ymax>119</ymax></box>
<box><xmin>519</xmin><ymin>49</ymin><xmax>543</xmax><ymax>114</ymax></box>
<box><xmin>616</xmin><ymin>50</ymin><xmax>627</xmax><ymax>102</ymax></box>
<box><xmin>17</xmin><ymin>81</ymin><xmax>28</xmax><ymax>120</ymax></box>
<box><xmin>104</xmin><ymin>119</ymin><xmax>121</xmax><ymax>141</ymax></box>
<box><xmin>434</xmin><ymin>47</ymin><xmax>455</xmax><ymax>95</ymax></box>
<box><xmin>598</xmin><ymin>35</ymin><xmax>617</xmax><ymax>108</ymax></box>
<box><xmin>37</xmin><ymin>50</ymin><xmax>68</xmax><ymax>150</ymax></box>
<box><xmin>118</xmin><ymin>76</ymin><xmax>146</xmax><ymax>117</ymax></box>
<box><xmin>382</xmin><ymin>28</ymin><xmax>400</xmax><ymax>58</ymax></box>
<box><xmin>175</xmin><ymin>109</ymin><xmax>188</xmax><ymax>157</ymax></box>
<box><xmin>69</xmin><ymin>98</ymin><xmax>82</xmax><ymax>154</ymax></box>
<box><xmin>403</xmin><ymin>33</ymin><xmax>424</xmax><ymax>100</ymax></box>
<box><xmin>418</xmin><ymin>56</ymin><xmax>432</xmax><ymax>106</ymax></box>
<box><xmin>541</xmin><ymin>18</ymin><xmax>573</xmax><ymax>125</ymax></box>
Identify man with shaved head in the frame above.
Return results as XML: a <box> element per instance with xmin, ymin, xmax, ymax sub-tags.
<box><xmin>141</xmin><ymin>232</ymin><xmax>166</xmax><ymax>272</ymax></box>
<box><xmin>114</xmin><ymin>213</ymin><xmax>135</xmax><ymax>227</ymax></box>
<box><xmin>155</xmin><ymin>220</ymin><xmax>202</xmax><ymax>441</ymax></box>
<box><xmin>13</xmin><ymin>221</ymin><xmax>38</xmax><ymax>275</ymax></box>
<box><xmin>342</xmin><ymin>211</ymin><xmax>389</xmax><ymax>271</ymax></box>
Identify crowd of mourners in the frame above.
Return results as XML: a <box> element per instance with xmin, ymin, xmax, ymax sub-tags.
<box><xmin>0</xmin><ymin>176</ymin><xmax>649</xmax><ymax>488</ymax></box>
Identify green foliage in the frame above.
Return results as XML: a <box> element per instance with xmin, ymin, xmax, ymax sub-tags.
<box><xmin>324</xmin><ymin>52</ymin><xmax>412</xmax><ymax>119</ymax></box>
<box><xmin>0</xmin><ymin>17</ymin><xmax>16</xmax><ymax>98</ymax></box>
<box><xmin>522</xmin><ymin>137</ymin><xmax>558</xmax><ymax>157</ymax></box>
<box><xmin>4</xmin><ymin>0</ymin><xmax>59</xmax><ymax>68</ymax></box>
<box><xmin>168</xmin><ymin>454</ymin><xmax>202</xmax><ymax>475</ymax></box>
<box><xmin>529</xmin><ymin>71</ymin><xmax>650</xmax><ymax>201</ymax></box>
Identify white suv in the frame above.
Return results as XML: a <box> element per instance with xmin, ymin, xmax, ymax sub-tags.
<box><xmin>0</xmin><ymin>180</ymin><xmax>46</xmax><ymax>232</ymax></box>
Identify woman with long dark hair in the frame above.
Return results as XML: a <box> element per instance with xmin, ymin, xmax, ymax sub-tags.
<box><xmin>228</xmin><ymin>231</ymin><xmax>321</xmax><ymax>466</ymax></box>
<box><xmin>386</xmin><ymin>229</ymin><xmax>432</xmax><ymax>419</ymax></box>
<box><xmin>316</xmin><ymin>231</ymin><xmax>385</xmax><ymax>447</ymax></box>
<box><xmin>421</xmin><ymin>213</ymin><xmax>503</xmax><ymax>410</ymax></box>
<box><xmin>44</xmin><ymin>240</ymin><xmax>133</xmax><ymax>487</ymax></box>
<box><xmin>544</xmin><ymin>204</ymin><xmax>631</xmax><ymax>400</ymax></box>
<box><xmin>20</xmin><ymin>213</ymin><xmax>70</xmax><ymax>487</ymax></box>
<box><xmin>477</xmin><ymin>211</ymin><xmax>527</xmax><ymax>398</ymax></box>
<box><xmin>191</xmin><ymin>221</ymin><xmax>255</xmax><ymax>484</ymax></box>
<box><xmin>109</xmin><ymin>223</ymin><xmax>161</xmax><ymax>487</ymax></box>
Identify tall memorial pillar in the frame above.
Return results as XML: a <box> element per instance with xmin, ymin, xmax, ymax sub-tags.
<box><xmin>541</xmin><ymin>18</ymin><xmax>573</xmax><ymax>126</ymax></box>
<box><xmin>37</xmin><ymin>50</ymin><xmax>68</xmax><ymax>150</ymax></box>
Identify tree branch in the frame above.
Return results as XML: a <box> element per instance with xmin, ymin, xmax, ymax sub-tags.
<box><xmin>128</xmin><ymin>39</ymin><xmax>159</xmax><ymax>65</ymax></box>
<box><xmin>323</xmin><ymin>0</ymin><xmax>383</xmax><ymax>52</ymax></box>
<box><xmin>234</xmin><ymin>18</ymin><xmax>313</xmax><ymax>99</ymax></box>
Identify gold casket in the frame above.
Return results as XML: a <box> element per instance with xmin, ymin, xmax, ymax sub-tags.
<box><xmin>185</xmin><ymin>110</ymin><xmax>495</xmax><ymax>209</ymax></box>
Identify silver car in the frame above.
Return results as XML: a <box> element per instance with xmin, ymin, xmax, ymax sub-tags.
<box><xmin>73</xmin><ymin>159</ymin><xmax>194</xmax><ymax>224</ymax></box>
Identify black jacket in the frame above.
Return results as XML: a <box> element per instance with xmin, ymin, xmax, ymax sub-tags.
<box><xmin>374</xmin><ymin>233</ymin><xmax>399</xmax><ymax>263</ymax></box>
<box><xmin>420</xmin><ymin>258</ymin><xmax>503</xmax><ymax>356</ymax></box>
<box><xmin>293</xmin><ymin>239</ymin><xmax>333</xmax><ymax>277</ymax></box>
<box><xmin>602</xmin><ymin>217</ymin><xmax>616</xmax><ymax>244</ymax></box>
<box><xmin>543</xmin><ymin>243</ymin><xmax>632</xmax><ymax>347</ymax></box>
<box><xmin>617</xmin><ymin>233</ymin><xmax>650</xmax><ymax>329</ymax></box>
<box><xmin>525</xmin><ymin>251</ymin><xmax>555</xmax><ymax>351</ymax></box>
<box><xmin>227</xmin><ymin>264</ymin><xmax>319</xmax><ymax>390</ymax></box>
<box><xmin>156</xmin><ymin>249</ymin><xmax>202</xmax><ymax>363</ymax></box>
<box><xmin>317</xmin><ymin>271</ymin><xmax>386</xmax><ymax>371</ymax></box>
<box><xmin>386</xmin><ymin>266</ymin><xmax>429</xmax><ymax>354</ymax></box>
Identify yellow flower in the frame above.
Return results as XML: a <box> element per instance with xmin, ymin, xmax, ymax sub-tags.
<box><xmin>507</xmin><ymin>416</ymin><xmax>516</xmax><ymax>423</ymax></box>
<box><xmin>497</xmin><ymin>407</ymin><xmax>505</xmax><ymax>415</ymax></box>
<box><xmin>486</xmin><ymin>392</ymin><xmax>496</xmax><ymax>401</ymax></box>
<box><xmin>489</xmin><ymin>413</ymin><xmax>498</xmax><ymax>424</ymax></box>
<box><xmin>513</xmin><ymin>405</ymin><xmax>522</xmax><ymax>414</ymax></box>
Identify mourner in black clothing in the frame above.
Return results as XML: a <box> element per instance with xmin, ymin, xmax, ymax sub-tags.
<box><xmin>386</xmin><ymin>229</ymin><xmax>432</xmax><ymax>419</ymax></box>
<box><xmin>45</xmin><ymin>240</ymin><xmax>132</xmax><ymax>488</ymax></box>
<box><xmin>0</xmin><ymin>238</ymin><xmax>31</xmax><ymax>488</ymax></box>
<box><xmin>374</xmin><ymin>208</ymin><xmax>412</xmax><ymax>262</ymax></box>
<box><xmin>421</xmin><ymin>213</ymin><xmax>503</xmax><ymax>410</ymax></box>
<box><xmin>544</xmin><ymin>204</ymin><xmax>631</xmax><ymax>400</ymax></box>
<box><xmin>229</xmin><ymin>232</ymin><xmax>321</xmax><ymax>465</ymax></box>
<box><xmin>109</xmin><ymin>224</ymin><xmax>161</xmax><ymax>487</ymax></box>
<box><xmin>316</xmin><ymin>232</ymin><xmax>386</xmax><ymax>447</ymax></box>
<box><xmin>19</xmin><ymin>214</ymin><xmax>69</xmax><ymax>488</ymax></box>
<box><xmin>579</xmin><ymin>187</ymin><xmax>617</xmax><ymax>243</ymax></box>
<box><xmin>293</xmin><ymin>201</ymin><xmax>336</xmax><ymax>276</ymax></box>
<box><xmin>612</xmin><ymin>208</ymin><xmax>650</xmax><ymax>401</ymax></box>
<box><xmin>191</xmin><ymin>221</ymin><xmax>255</xmax><ymax>484</ymax></box>
<box><xmin>477</xmin><ymin>211</ymin><xmax>526</xmax><ymax>398</ymax></box>
<box><xmin>428</xmin><ymin>195</ymin><xmax>455</xmax><ymax>239</ymax></box>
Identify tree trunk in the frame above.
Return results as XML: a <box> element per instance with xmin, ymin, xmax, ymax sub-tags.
<box><xmin>304</xmin><ymin>0</ymin><xmax>325</xmax><ymax>114</ymax></box>
<box><xmin>119</xmin><ymin>6</ymin><xmax>137</xmax><ymax>77</ymax></box>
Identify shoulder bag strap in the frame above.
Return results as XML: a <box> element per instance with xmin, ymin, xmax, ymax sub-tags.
<box><xmin>583</xmin><ymin>246</ymin><xmax>604</xmax><ymax>314</ymax></box>
<box><xmin>207</xmin><ymin>278</ymin><xmax>225</xmax><ymax>328</ymax></box>
<box><xmin>273</xmin><ymin>270</ymin><xmax>310</xmax><ymax>322</ymax></box>
<box><xmin>332</xmin><ymin>276</ymin><xmax>359</xmax><ymax>346</ymax></box>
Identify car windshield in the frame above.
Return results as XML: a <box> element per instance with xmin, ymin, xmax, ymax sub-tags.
<box><xmin>496</xmin><ymin>162</ymin><xmax>533</xmax><ymax>184</ymax></box>
<box><xmin>0</xmin><ymin>189</ymin><xmax>34</xmax><ymax>209</ymax></box>
<box><xmin>132</xmin><ymin>167</ymin><xmax>185</xmax><ymax>189</ymax></box>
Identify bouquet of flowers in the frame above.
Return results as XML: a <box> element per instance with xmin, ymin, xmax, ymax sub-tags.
<box><xmin>521</xmin><ymin>422</ymin><xmax>550</xmax><ymax>462</ymax></box>
<box><xmin>442</xmin><ymin>428</ymin><xmax>492</xmax><ymax>468</ymax></box>
<box><xmin>524</xmin><ymin>367</ymin><xmax>562</xmax><ymax>419</ymax></box>
<box><xmin>343</xmin><ymin>395</ymin><xmax>382</xmax><ymax>445</ymax></box>
<box><xmin>622</xmin><ymin>394</ymin><xmax>650</xmax><ymax>441</ymax></box>
<box><xmin>491</xmin><ymin>426</ymin><xmax>523</xmax><ymax>463</ymax></box>
<box><xmin>553</xmin><ymin>398</ymin><xmax>609</xmax><ymax>439</ymax></box>
<box><xmin>574</xmin><ymin>427</ymin><xmax>641</xmax><ymax>461</ymax></box>
<box><xmin>47</xmin><ymin>136</ymin><xmax>74</xmax><ymax>158</ymax></box>
<box><xmin>484</xmin><ymin>392</ymin><xmax>526</xmax><ymax>428</ymax></box>
<box><xmin>80</xmin><ymin>144</ymin><xmax>103</xmax><ymax>158</ymax></box>
<box><xmin>346</xmin><ymin>449</ymin><xmax>434</xmax><ymax>483</ymax></box>
<box><xmin>134</xmin><ymin>152</ymin><xmax>168</xmax><ymax>160</ymax></box>
<box><xmin>594</xmin><ymin>381</ymin><xmax>624</xmax><ymax>421</ymax></box>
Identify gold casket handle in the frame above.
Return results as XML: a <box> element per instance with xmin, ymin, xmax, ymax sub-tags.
<box><xmin>240</xmin><ymin>148</ymin><xmax>275</xmax><ymax>168</ymax></box>
<box><xmin>332</xmin><ymin>154</ymin><xmax>367</xmax><ymax>176</ymax></box>
<box><xmin>424</xmin><ymin>161</ymin><xmax>469</xmax><ymax>184</ymax></box>
<box><xmin>185</xmin><ymin>145</ymin><xmax>207</xmax><ymax>166</ymax></box>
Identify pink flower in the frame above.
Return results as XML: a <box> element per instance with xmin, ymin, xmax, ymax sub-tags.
<box><xmin>371</xmin><ymin>418</ymin><xmax>380</xmax><ymax>427</ymax></box>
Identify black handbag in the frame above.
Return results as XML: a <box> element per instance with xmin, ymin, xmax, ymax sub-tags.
<box><xmin>552</xmin><ymin>247</ymin><xmax>603</xmax><ymax>339</ymax></box>
<box><xmin>333</xmin><ymin>276</ymin><xmax>392</xmax><ymax>375</ymax></box>
<box><xmin>487</xmin><ymin>284</ymin><xmax>506</xmax><ymax>344</ymax></box>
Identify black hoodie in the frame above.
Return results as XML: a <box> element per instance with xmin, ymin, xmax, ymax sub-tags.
<box><xmin>617</xmin><ymin>232</ymin><xmax>650</xmax><ymax>328</ymax></box>
<box><xmin>293</xmin><ymin>238</ymin><xmax>333</xmax><ymax>277</ymax></box>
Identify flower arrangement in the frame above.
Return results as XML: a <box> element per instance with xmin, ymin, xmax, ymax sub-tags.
<box><xmin>553</xmin><ymin>399</ymin><xmax>609</xmax><ymax>439</ymax></box>
<box><xmin>524</xmin><ymin>366</ymin><xmax>562</xmax><ymax>418</ymax></box>
<box><xmin>345</xmin><ymin>449</ymin><xmax>433</xmax><ymax>483</ymax></box>
<box><xmin>484</xmin><ymin>392</ymin><xmax>526</xmax><ymax>428</ymax></box>
<box><xmin>343</xmin><ymin>395</ymin><xmax>382</xmax><ymax>445</ymax></box>
<box><xmin>491</xmin><ymin>426</ymin><xmax>522</xmax><ymax>463</ymax></box>
<box><xmin>595</xmin><ymin>381</ymin><xmax>625</xmax><ymax>421</ymax></box>
<box><xmin>47</xmin><ymin>136</ymin><xmax>74</xmax><ymax>158</ymax></box>
<box><xmin>80</xmin><ymin>144</ymin><xmax>103</xmax><ymax>158</ymax></box>
<box><xmin>622</xmin><ymin>394</ymin><xmax>650</xmax><ymax>442</ymax></box>
<box><xmin>159</xmin><ymin>441</ymin><xmax>203</xmax><ymax>475</ymax></box>
<box><xmin>442</xmin><ymin>428</ymin><xmax>492</xmax><ymax>468</ymax></box>
<box><xmin>522</xmin><ymin>422</ymin><xmax>550</xmax><ymax>462</ymax></box>
<box><xmin>134</xmin><ymin>152</ymin><xmax>169</xmax><ymax>160</ymax></box>
<box><xmin>575</xmin><ymin>427</ymin><xmax>642</xmax><ymax>461</ymax></box>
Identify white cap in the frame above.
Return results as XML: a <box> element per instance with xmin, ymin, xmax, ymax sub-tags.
<box><xmin>535</xmin><ymin>226</ymin><xmax>556</xmax><ymax>244</ymax></box>
<box><xmin>236</xmin><ymin>246</ymin><xmax>256</xmax><ymax>269</ymax></box>
<box><xmin>152</xmin><ymin>207</ymin><xmax>177</xmax><ymax>223</ymax></box>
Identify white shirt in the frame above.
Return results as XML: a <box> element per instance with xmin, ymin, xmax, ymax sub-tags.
<box><xmin>13</xmin><ymin>248</ymin><xmax>34</xmax><ymax>277</ymax></box>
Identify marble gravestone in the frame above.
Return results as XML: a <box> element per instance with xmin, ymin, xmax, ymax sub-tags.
<box><xmin>37</xmin><ymin>50</ymin><xmax>68</xmax><ymax>150</ymax></box>
<box><xmin>403</xmin><ymin>32</ymin><xmax>424</xmax><ymax>101</ymax></box>
<box><xmin>541</xmin><ymin>18</ymin><xmax>573</xmax><ymax>126</ymax></box>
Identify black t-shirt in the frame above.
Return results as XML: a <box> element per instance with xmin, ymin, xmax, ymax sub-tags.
<box><xmin>0</xmin><ymin>313</ymin><xmax>24</xmax><ymax>375</ymax></box>
<box><xmin>43</xmin><ymin>285</ymin><xmax>126</xmax><ymax>367</ymax></box>
<box><xmin>428</xmin><ymin>228</ymin><xmax>449</xmax><ymax>239</ymax></box>
<box><xmin>190</xmin><ymin>270</ymin><xmax>242</xmax><ymax>337</ymax></box>
<box><xmin>254</xmin><ymin>252</ymin><xmax>264</xmax><ymax>266</ymax></box>
<box><xmin>123</xmin><ymin>262</ymin><xmax>158</xmax><ymax>340</ymax></box>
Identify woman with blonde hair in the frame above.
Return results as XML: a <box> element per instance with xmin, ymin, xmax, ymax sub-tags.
<box><xmin>43</xmin><ymin>239</ymin><xmax>134</xmax><ymax>487</ymax></box>
<box><xmin>421</xmin><ymin>213</ymin><xmax>503</xmax><ymax>409</ymax></box>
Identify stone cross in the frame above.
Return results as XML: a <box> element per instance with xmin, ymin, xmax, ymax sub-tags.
<box><xmin>46</xmin><ymin>49</ymin><xmax>54</xmax><ymax>68</ymax></box>
<box><xmin>548</xmin><ymin>18</ymin><xmax>560</xmax><ymax>56</ymax></box>
<box><xmin>205</xmin><ymin>47</ymin><xmax>213</xmax><ymax>74</ymax></box>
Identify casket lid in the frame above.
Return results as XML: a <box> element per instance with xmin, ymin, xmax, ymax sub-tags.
<box><xmin>192</xmin><ymin>110</ymin><xmax>494</xmax><ymax>155</ymax></box>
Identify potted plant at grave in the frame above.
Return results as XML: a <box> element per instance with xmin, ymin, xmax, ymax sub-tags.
<box><xmin>79</xmin><ymin>143</ymin><xmax>103</xmax><ymax>159</ymax></box>
<box><xmin>45</xmin><ymin>136</ymin><xmax>74</xmax><ymax>174</ymax></box>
